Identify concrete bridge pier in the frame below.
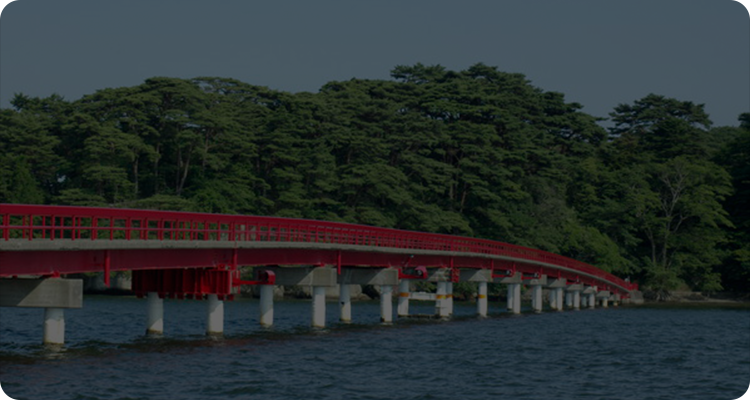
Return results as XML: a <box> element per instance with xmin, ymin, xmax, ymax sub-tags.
<box><xmin>547</xmin><ymin>279</ymin><xmax>566</xmax><ymax>311</ymax></box>
<box><xmin>435</xmin><ymin>281</ymin><xmax>450</xmax><ymax>318</ymax></box>
<box><xmin>380</xmin><ymin>285</ymin><xmax>394</xmax><ymax>324</ymax></box>
<box><xmin>459</xmin><ymin>269</ymin><xmax>492</xmax><ymax>318</ymax></box>
<box><xmin>526</xmin><ymin>275</ymin><xmax>547</xmax><ymax>313</ymax></box>
<box><xmin>43</xmin><ymin>307</ymin><xmax>65</xmax><ymax>346</ymax></box>
<box><xmin>0</xmin><ymin>278</ymin><xmax>83</xmax><ymax>346</ymax></box>
<box><xmin>339</xmin><ymin>283</ymin><xmax>352</xmax><ymax>323</ymax></box>
<box><xmin>336</xmin><ymin>267</ymin><xmax>398</xmax><ymax>324</ymax></box>
<box><xmin>397</xmin><ymin>280</ymin><xmax>410</xmax><ymax>318</ymax></box>
<box><xmin>477</xmin><ymin>281</ymin><xmax>488</xmax><ymax>317</ymax></box>
<box><xmin>259</xmin><ymin>284</ymin><xmax>274</xmax><ymax>327</ymax></box>
<box><xmin>311</xmin><ymin>286</ymin><xmax>327</xmax><ymax>328</ymax></box>
<box><xmin>597</xmin><ymin>291</ymin><xmax>611</xmax><ymax>308</ymax></box>
<box><xmin>584</xmin><ymin>286</ymin><xmax>597</xmax><ymax>309</ymax></box>
<box><xmin>496</xmin><ymin>272</ymin><xmax>522</xmax><ymax>314</ymax></box>
<box><xmin>206</xmin><ymin>294</ymin><xmax>224</xmax><ymax>336</ymax></box>
<box><xmin>567</xmin><ymin>284</ymin><xmax>583</xmax><ymax>311</ymax></box>
<box><xmin>446</xmin><ymin>282</ymin><xmax>454</xmax><ymax>316</ymax></box>
<box><xmin>146</xmin><ymin>292</ymin><xmax>164</xmax><ymax>335</ymax></box>
<box><xmin>264</xmin><ymin>266</ymin><xmax>337</xmax><ymax>328</ymax></box>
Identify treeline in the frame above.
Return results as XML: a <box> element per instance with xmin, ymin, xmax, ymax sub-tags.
<box><xmin>1</xmin><ymin>63</ymin><xmax>748</xmax><ymax>294</ymax></box>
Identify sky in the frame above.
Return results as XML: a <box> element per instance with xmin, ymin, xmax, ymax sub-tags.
<box><xmin>0</xmin><ymin>0</ymin><xmax>748</xmax><ymax>127</ymax></box>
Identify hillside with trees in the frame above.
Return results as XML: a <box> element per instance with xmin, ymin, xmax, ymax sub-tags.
<box><xmin>1</xmin><ymin>63</ymin><xmax>747</xmax><ymax>295</ymax></box>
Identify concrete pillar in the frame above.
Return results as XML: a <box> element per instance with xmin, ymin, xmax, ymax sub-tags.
<box><xmin>531</xmin><ymin>285</ymin><xmax>543</xmax><ymax>313</ymax></box>
<box><xmin>565</xmin><ymin>292</ymin><xmax>573</xmax><ymax>309</ymax></box>
<box><xmin>555</xmin><ymin>288</ymin><xmax>564</xmax><ymax>311</ymax></box>
<box><xmin>43</xmin><ymin>307</ymin><xmax>65</xmax><ymax>345</ymax></box>
<box><xmin>547</xmin><ymin>289</ymin><xmax>557</xmax><ymax>310</ymax></box>
<box><xmin>581</xmin><ymin>294</ymin><xmax>588</xmax><ymax>308</ymax></box>
<box><xmin>477</xmin><ymin>281</ymin><xmax>488</xmax><ymax>317</ymax></box>
<box><xmin>339</xmin><ymin>284</ymin><xmax>352</xmax><ymax>323</ymax></box>
<box><xmin>398</xmin><ymin>280</ymin><xmax>410</xmax><ymax>317</ymax></box>
<box><xmin>380</xmin><ymin>285</ymin><xmax>393</xmax><ymax>324</ymax></box>
<box><xmin>589</xmin><ymin>293</ymin><xmax>596</xmax><ymax>309</ymax></box>
<box><xmin>259</xmin><ymin>285</ymin><xmax>274</xmax><ymax>327</ymax></box>
<box><xmin>146</xmin><ymin>292</ymin><xmax>164</xmax><ymax>335</ymax></box>
<box><xmin>506</xmin><ymin>284</ymin><xmax>514</xmax><ymax>311</ymax></box>
<box><xmin>206</xmin><ymin>294</ymin><xmax>224</xmax><ymax>336</ymax></box>
<box><xmin>513</xmin><ymin>283</ymin><xmax>521</xmax><ymax>314</ymax></box>
<box><xmin>312</xmin><ymin>286</ymin><xmax>327</xmax><ymax>328</ymax></box>
<box><xmin>573</xmin><ymin>291</ymin><xmax>581</xmax><ymax>310</ymax></box>
<box><xmin>435</xmin><ymin>281</ymin><xmax>450</xmax><ymax>318</ymax></box>
<box><xmin>446</xmin><ymin>282</ymin><xmax>454</xmax><ymax>316</ymax></box>
<box><xmin>601</xmin><ymin>297</ymin><xmax>609</xmax><ymax>308</ymax></box>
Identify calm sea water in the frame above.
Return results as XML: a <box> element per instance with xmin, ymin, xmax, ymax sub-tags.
<box><xmin>1</xmin><ymin>296</ymin><xmax>749</xmax><ymax>400</ymax></box>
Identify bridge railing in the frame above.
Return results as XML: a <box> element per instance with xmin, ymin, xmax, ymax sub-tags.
<box><xmin>0</xmin><ymin>204</ymin><xmax>637</xmax><ymax>291</ymax></box>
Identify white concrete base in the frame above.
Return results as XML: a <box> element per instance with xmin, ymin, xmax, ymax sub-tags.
<box><xmin>398</xmin><ymin>280</ymin><xmax>410</xmax><ymax>317</ymax></box>
<box><xmin>573</xmin><ymin>291</ymin><xmax>581</xmax><ymax>310</ymax></box>
<box><xmin>589</xmin><ymin>293</ymin><xmax>596</xmax><ymax>309</ymax></box>
<box><xmin>260</xmin><ymin>285</ymin><xmax>274</xmax><ymax>327</ymax></box>
<box><xmin>312</xmin><ymin>286</ymin><xmax>326</xmax><ymax>328</ymax></box>
<box><xmin>339</xmin><ymin>283</ymin><xmax>352</xmax><ymax>323</ymax></box>
<box><xmin>446</xmin><ymin>282</ymin><xmax>454</xmax><ymax>316</ymax></box>
<box><xmin>43</xmin><ymin>307</ymin><xmax>65</xmax><ymax>345</ymax></box>
<box><xmin>146</xmin><ymin>292</ymin><xmax>164</xmax><ymax>335</ymax></box>
<box><xmin>531</xmin><ymin>285</ymin><xmax>543</xmax><ymax>313</ymax></box>
<box><xmin>206</xmin><ymin>294</ymin><xmax>224</xmax><ymax>336</ymax></box>
<box><xmin>435</xmin><ymin>281</ymin><xmax>449</xmax><ymax>318</ymax></box>
<box><xmin>477</xmin><ymin>281</ymin><xmax>488</xmax><ymax>317</ymax></box>
<box><xmin>380</xmin><ymin>285</ymin><xmax>393</xmax><ymax>324</ymax></box>
<box><xmin>555</xmin><ymin>288</ymin><xmax>564</xmax><ymax>311</ymax></box>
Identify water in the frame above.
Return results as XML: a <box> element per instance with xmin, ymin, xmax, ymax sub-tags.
<box><xmin>1</xmin><ymin>296</ymin><xmax>749</xmax><ymax>400</ymax></box>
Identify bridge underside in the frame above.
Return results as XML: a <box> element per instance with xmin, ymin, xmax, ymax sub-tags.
<box><xmin>0</xmin><ymin>241</ymin><xmax>630</xmax><ymax>296</ymax></box>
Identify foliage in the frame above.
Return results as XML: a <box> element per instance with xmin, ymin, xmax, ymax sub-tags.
<box><xmin>1</xmin><ymin>65</ymin><xmax>746</xmax><ymax>293</ymax></box>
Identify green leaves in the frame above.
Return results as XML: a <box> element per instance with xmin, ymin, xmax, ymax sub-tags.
<box><xmin>2</xmin><ymin>67</ymin><xmax>746</xmax><ymax>294</ymax></box>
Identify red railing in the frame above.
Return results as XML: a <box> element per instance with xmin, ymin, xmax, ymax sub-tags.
<box><xmin>0</xmin><ymin>204</ymin><xmax>637</xmax><ymax>292</ymax></box>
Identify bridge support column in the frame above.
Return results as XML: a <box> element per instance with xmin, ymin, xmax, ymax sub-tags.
<box><xmin>597</xmin><ymin>291</ymin><xmax>611</xmax><ymax>308</ymax></box>
<box><xmin>506</xmin><ymin>283</ymin><xmax>521</xmax><ymax>314</ymax></box>
<box><xmin>546</xmin><ymin>279</ymin><xmax>565</xmax><ymax>311</ymax></box>
<box><xmin>146</xmin><ymin>292</ymin><xmax>164</xmax><ymax>335</ymax></box>
<box><xmin>460</xmin><ymin>269</ymin><xmax>492</xmax><ymax>318</ymax></box>
<box><xmin>259</xmin><ymin>284</ymin><xmax>274</xmax><ymax>327</ymax></box>
<box><xmin>566</xmin><ymin>284</ymin><xmax>583</xmax><ymax>311</ymax></box>
<box><xmin>477</xmin><ymin>281</ymin><xmax>488</xmax><ymax>317</ymax></box>
<box><xmin>584</xmin><ymin>287</ymin><xmax>597</xmax><ymax>309</ymax></box>
<box><xmin>0</xmin><ymin>278</ymin><xmax>83</xmax><ymax>346</ymax></box>
<box><xmin>43</xmin><ymin>308</ymin><xmax>65</xmax><ymax>346</ymax></box>
<box><xmin>206</xmin><ymin>294</ymin><xmax>224</xmax><ymax>336</ymax></box>
<box><xmin>435</xmin><ymin>281</ymin><xmax>450</xmax><ymax>318</ymax></box>
<box><xmin>380</xmin><ymin>285</ymin><xmax>393</xmax><ymax>324</ymax></box>
<box><xmin>339</xmin><ymin>284</ymin><xmax>352</xmax><ymax>324</ymax></box>
<box><xmin>526</xmin><ymin>275</ymin><xmax>546</xmax><ymax>313</ymax></box>
<box><xmin>312</xmin><ymin>286</ymin><xmax>327</xmax><ymax>328</ymax></box>
<box><xmin>446</xmin><ymin>282</ymin><xmax>454</xmax><ymax>316</ymax></box>
<box><xmin>514</xmin><ymin>283</ymin><xmax>521</xmax><ymax>314</ymax></box>
<box><xmin>531</xmin><ymin>285</ymin><xmax>543</xmax><ymax>313</ymax></box>
<box><xmin>398</xmin><ymin>280</ymin><xmax>410</xmax><ymax>317</ymax></box>
<box><xmin>496</xmin><ymin>272</ymin><xmax>522</xmax><ymax>314</ymax></box>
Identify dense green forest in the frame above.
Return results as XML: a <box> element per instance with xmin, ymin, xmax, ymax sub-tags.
<box><xmin>1</xmin><ymin>63</ymin><xmax>748</xmax><ymax>294</ymax></box>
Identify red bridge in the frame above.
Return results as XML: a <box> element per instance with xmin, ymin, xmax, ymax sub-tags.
<box><xmin>0</xmin><ymin>204</ymin><xmax>639</xmax><ymax>345</ymax></box>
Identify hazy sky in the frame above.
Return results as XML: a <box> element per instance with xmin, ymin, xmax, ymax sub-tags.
<box><xmin>1</xmin><ymin>0</ymin><xmax>748</xmax><ymax>127</ymax></box>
